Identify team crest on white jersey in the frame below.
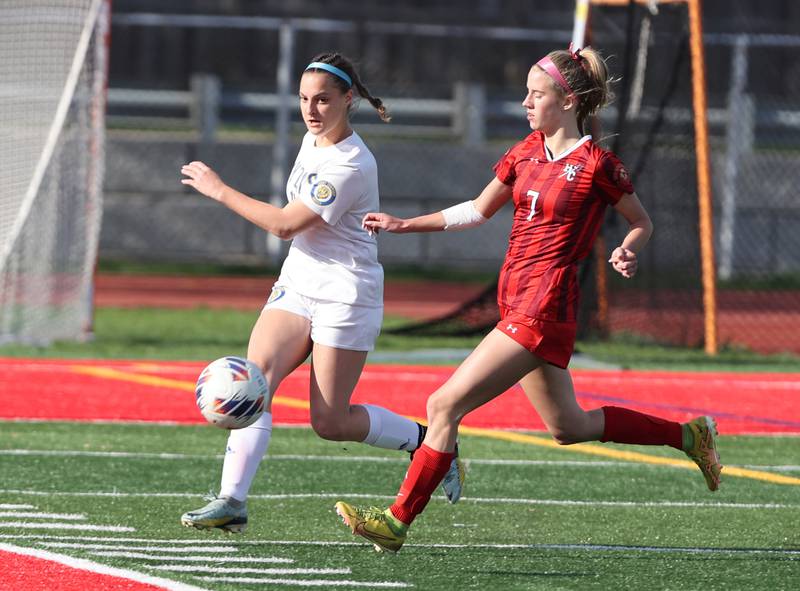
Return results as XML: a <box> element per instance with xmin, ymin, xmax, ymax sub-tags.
<box><xmin>267</xmin><ymin>285</ymin><xmax>286</xmax><ymax>304</ymax></box>
<box><xmin>311</xmin><ymin>180</ymin><xmax>337</xmax><ymax>206</ymax></box>
<box><xmin>559</xmin><ymin>163</ymin><xmax>583</xmax><ymax>181</ymax></box>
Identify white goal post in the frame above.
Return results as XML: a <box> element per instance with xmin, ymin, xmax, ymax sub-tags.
<box><xmin>0</xmin><ymin>0</ymin><xmax>110</xmax><ymax>345</ymax></box>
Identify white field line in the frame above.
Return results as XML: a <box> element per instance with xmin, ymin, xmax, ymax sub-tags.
<box><xmin>0</xmin><ymin>534</ymin><xmax>324</xmax><ymax>545</ymax></box>
<box><xmin>195</xmin><ymin>576</ymin><xmax>411</xmax><ymax>588</ymax></box>
<box><xmin>0</xmin><ymin>533</ymin><xmax>360</xmax><ymax>546</ymax></box>
<box><xmin>0</xmin><ymin>522</ymin><xmax>134</xmax><ymax>532</ymax></box>
<box><xmin>0</xmin><ymin>511</ymin><xmax>85</xmax><ymax>520</ymax></box>
<box><xmin>0</xmin><ymin>449</ymin><xmax>222</xmax><ymax>460</ymax></box>
<box><xmin>739</xmin><ymin>465</ymin><xmax>800</xmax><ymax>472</ymax></box>
<box><xmin>90</xmin><ymin>551</ymin><xmax>293</xmax><ymax>563</ymax></box>
<box><xmin>187</xmin><ymin>541</ymin><xmax>800</xmax><ymax>558</ymax></box>
<box><xmin>40</xmin><ymin>542</ymin><xmax>237</xmax><ymax>553</ymax></box>
<box><xmin>0</xmin><ymin>543</ymin><xmax>211</xmax><ymax>591</ymax></box>
<box><xmin>464</xmin><ymin>497</ymin><xmax>797</xmax><ymax>509</ymax></box>
<box><xmin>149</xmin><ymin>565</ymin><xmax>349</xmax><ymax>575</ymax></box>
<box><xmin>3</xmin><ymin>418</ymin><xmax>196</xmax><ymax>427</ymax></box>
<box><xmin>3</xmin><ymin>534</ymin><xmax>797</xmax><ymax>557</ymax></box>
<box><xmin>1</xmin><ymin>489</ymin><xmax>795</xmax><ymax>510</ymax></box>
<box><xmin>3</xmin><ymin>449</ymin><xmax>798</xmax><ymax>473</ymax></box>
<box><xmin>0</xmin><ymin>490</ymin><xmax>214</xmax><ymax>499</ymax></box>
<box><xmin>0</xmin><ymin>503</ymin><xmax>35</xmax><ymax>509</ymax></box>
<box><xmin>5</xmin><ymin>419</ymin><xmax>800</xmax><ymax>436</ymax></box>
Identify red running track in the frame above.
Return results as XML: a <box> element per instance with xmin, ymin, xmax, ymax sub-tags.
<box><xmin>1</xmin><ymin>358</ymin><xmax>798</xmax><ymax>435</ymax></box>
<box><xmin>0</xmin><ymin>546</ymin><xmax>183</xmax><ymax>591</ymax></box>
<box><xmin>94</xmin><ymin>274</ymin><xmax>488</xmax><ymax>320</ymax></box>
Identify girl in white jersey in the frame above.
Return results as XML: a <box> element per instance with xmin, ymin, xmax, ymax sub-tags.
<box><xmin>178</xmin><ymin>53</ymin><xmax>464</xmax><ymax>533</ymax></box>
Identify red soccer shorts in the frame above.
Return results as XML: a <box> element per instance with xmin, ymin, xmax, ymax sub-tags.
<box><xmin>496</xmin><ymin>308</ymin><xmax>577</xmax><ymax>369</ymax></box>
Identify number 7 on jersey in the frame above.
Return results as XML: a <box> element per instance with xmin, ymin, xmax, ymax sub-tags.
<box><xmin>526</xmin><ymin>190</ymin><xmax>540</xmax><ymax>221</ymax></box>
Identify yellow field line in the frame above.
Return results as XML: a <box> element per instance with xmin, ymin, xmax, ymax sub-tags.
<box><xmin>70</xmin><ymin>365</ymin><xmax>799</xmax><ymax>487</ymax></box>
<box><xmin>454</xmin><ymin>424</ymin><xmax>800</xmax><ymax>487</ymax></box>
<box><xmin>70</xmin><ymin>365</ymin><xmax>309</xmax><ymax>410</ymax></box>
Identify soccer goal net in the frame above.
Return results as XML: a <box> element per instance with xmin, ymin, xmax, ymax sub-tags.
<box><xmin>0</xmin><ymin>0</ymin><xmax>109</xmax><ymax>345</ymax></box>
<box><xmin>588</xmin><ymin>1</ymin><xmax>709</xmax><ymax>349</ymax></box>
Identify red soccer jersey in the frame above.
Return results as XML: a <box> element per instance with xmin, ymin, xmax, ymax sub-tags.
<box><xmin>493</xmin><ymin>131</ymin><xmax>635</xmax><ymax>323</ymax></box>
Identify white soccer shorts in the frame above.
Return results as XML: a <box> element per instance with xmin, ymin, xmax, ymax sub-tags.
<box><xmin>263</xmin><ymin>284</ymin><xmax>382</xmax><ymax>352</ymax></box>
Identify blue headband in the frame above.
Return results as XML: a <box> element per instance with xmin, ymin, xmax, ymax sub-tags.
<box><xmin>305</xmin><ymin>61</ymin><xmax>352</xmax><ymax>87</ymax></box>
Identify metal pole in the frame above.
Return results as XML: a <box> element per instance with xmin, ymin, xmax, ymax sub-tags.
<box><xmin>267</xmin><ymin>21</ymin><xmax>295</xmax><ymax>265</ymax></box>
<box><xmin>688</xmin><ymin>0</ymin><xmax>719</xmax><ymax>355</ymax></box>
<box><xmin>571</xmin><ymin>0</ymin><xmax>590</xmax><ymax>49</ymax></box>
<box><xmin>86</xmin><ymin>0</ymin><xmax>113</xmax><ymax>342</ymax></box>
<box><xmin>718</xmin><ymin>35</ymin><xmax>750</xmax><ymax>281</ymax></box>
<box><xmin>464</xmin><ymin>83</ymin><xmax>486</xmax><ymax>146</ymax></box>
<box><xmin>190</xmin><ymin>74</ymin><xmax>220</xmax><ymax>149</ymax></box>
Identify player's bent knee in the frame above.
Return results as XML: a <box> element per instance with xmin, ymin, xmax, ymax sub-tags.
<box><xmin>425</xmin><ymin>392</ymin><xmax>460</xmax><ymax>424</ymax></box>
<box><xmin>546</xmin><ymin>410</ymin><xmax>600</xmax><ymax>445</ymax></box>
<box><xmin>310</xmin><ymin>415</ymin><xmax>350</xmax><ymax>441</ymax></box>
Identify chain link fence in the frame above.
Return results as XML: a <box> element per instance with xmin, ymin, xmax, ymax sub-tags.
<box><xmin>100</xmin><ymin>2</ymin><xmax>800</xmax><ymax>355</ymax></box>
<box><xmin>590</xmin><ymin>2</ymin><xmax>800</xmax><ymax>355</ymax></box>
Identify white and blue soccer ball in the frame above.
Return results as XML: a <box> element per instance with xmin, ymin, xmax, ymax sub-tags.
<box><xmin>195</xmin><ymin>356</ymin><xmax>268</xmax><ymax>429</ymax></box>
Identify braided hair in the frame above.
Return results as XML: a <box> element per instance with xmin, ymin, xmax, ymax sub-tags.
<box><xmin>305</xmin><ymin>52</ymin><xmax>391</xmax><ymax>123</ymax></box>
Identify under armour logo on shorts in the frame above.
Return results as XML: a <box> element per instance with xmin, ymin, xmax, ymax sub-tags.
<box><xmin>505</xmin><ymin>323</ymin><xmax>518</xmax><ymax>334</ymax></box>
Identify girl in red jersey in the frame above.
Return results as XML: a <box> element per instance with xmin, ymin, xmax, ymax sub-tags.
<box><xmin>334</xmin><ymin>46</ymin><xmax>722</xmax><ymax>553</ymax></box>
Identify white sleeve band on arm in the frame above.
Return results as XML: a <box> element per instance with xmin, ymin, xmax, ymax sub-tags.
<box><xmin>441</xmin><ymin>200</ymin><xmax>488</xmax><ymax>231</ymax></box>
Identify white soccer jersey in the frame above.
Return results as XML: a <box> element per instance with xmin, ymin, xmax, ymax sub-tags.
<box><xmin>277</xmin><ymin>131</ymin><xmax>383</xmax><ymax>308</ymax></box>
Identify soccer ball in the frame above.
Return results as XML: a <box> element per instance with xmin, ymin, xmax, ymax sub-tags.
<box><xmin>195</xmin><ymin>356</ymin><xmax>269</xmax><ymax>429</ymax></box>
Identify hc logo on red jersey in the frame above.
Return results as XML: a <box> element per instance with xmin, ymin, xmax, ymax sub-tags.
<box><xmin>559</xmin><ymin>163</ymin><xmax>583</xmax><ymax>182</ymax></box>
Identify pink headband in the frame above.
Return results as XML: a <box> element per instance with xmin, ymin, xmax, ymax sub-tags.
<box><xmin>536</xmin><ymin>56</ymin><xmax>573</xmax><ymax>95</ymax></box>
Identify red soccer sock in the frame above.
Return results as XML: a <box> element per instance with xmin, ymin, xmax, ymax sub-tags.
<box><xmin>390</xmin><ymin>444</ymin><xmax>456</xmax><ymax>526</ymax></box>
<box><xmin>600</xmin><ymin>406</ymin><xmax>683</xmax><ymax>450</ymax></box>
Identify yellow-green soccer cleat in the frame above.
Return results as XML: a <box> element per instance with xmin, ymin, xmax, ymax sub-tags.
<box><xmin>180</xmin><ymin>493</ymin><xmax>247</xmax><ymax>533</ymax></box>
<box><xmin>684</xmin><ymin>416</ymin><xmax>722</xmax><ymax>491</ymax></box>
<box><xmin>335</xmin><ymin>501</ymin><xmax>407</xmax><ymax>553</ymax></box>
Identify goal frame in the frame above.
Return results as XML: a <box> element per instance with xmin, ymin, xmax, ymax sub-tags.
<box><xmin>0</xmin><ymin>0</ymin><xmax>112</xmax><ymax>344</ymax></box>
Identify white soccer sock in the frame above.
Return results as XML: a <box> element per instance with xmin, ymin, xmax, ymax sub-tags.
<box><xmin>219</xmin><ymin>411</ymin><xmax>273</xmax><ymax>502</ymax></box>
<box><xmin>360</xmin><ymin>404</ymin><xmax>421</xmax><ymax>451</ymax></box>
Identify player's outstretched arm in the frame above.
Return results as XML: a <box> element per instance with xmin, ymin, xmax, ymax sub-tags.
<box><xmin>362</xmin><ymin>210</ymin><xmax>445</xmax><ymax>234</ymax></box>
<box><xmin>362</xmin><ymin>177</ymin><xmax>513</xmax><ymax>235</ymax></box>
<box><xmin>181</xmin><ymin>161</ymin><xmax>322</xmax><ymax>240</ymax></box>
